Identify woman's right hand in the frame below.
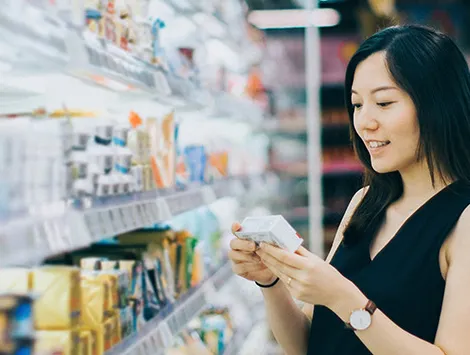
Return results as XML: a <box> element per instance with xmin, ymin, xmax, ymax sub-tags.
<box><xmin>229</xmin><ymin>222</ymin><xmax>277</xmax><ymax>285</ymax></box>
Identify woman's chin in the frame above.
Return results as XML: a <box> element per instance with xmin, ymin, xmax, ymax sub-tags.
<box><xmin>371</xmin><ymin>161</ymin><xmax>397</xmax><ymax>174</ymax></box>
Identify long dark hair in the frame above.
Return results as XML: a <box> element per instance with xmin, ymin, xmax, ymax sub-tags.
<box><xmin>343</xmin><ymin>25</ymin><xmax>470</xmax><ymax>246</ymax></box>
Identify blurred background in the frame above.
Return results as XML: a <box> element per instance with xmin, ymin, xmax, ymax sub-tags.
<box><xmin>0</xmin><ymin>0</ymin><xmax>468</xmax><ymax>354</ymax></box>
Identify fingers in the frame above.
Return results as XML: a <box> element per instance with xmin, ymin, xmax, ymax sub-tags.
<box><xmin>231</xmin><ymin>222</ymin><xmax>242</xmax><ymax>234</ymax></box>
<box><xmin>230</xmin><ymin>237</ymin><xmax>257</xmax><ymax>252</ymax></box>
<box><xmin>295</xmin><ymin>246</ymin><xmax>311</xmax><ymax>257</ymax></box>
<box><xmin>259</xmin><ymin>243</ymin><xmax>306</xmax><ymax>269</ymax></box>
<box><xmin>228</xmin><ymin>249</ymin><xmax>260</xmax><ymax>264</ymax></box>
<box><xmin>257</xmin><ymin>248</ymin><xmax>300</xmax><ymax>280</ymax></box>
<box><xmin>231</xmin><ymin>261</ymin><xmax>267</xmax><ymax>276</ymax></box>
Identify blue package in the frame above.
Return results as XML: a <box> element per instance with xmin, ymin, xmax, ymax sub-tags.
<box><xmin>184</xmin><ymin>145</ymin><xmax>207</xmax><ymax>183</ymax></box>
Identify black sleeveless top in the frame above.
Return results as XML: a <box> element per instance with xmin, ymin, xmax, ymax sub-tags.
<box><xmin>308</xmin><ymin>181</ymin><xmax>470</xmax><ymax>355</ymax></box>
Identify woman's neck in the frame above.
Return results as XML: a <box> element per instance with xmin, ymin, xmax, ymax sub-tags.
<box><xmin>399</xmin><ymin>161</ymin><xmax>451</xmax><ymax>204</ymax></box>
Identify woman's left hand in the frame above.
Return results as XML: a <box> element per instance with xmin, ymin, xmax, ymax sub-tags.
<box><xmin>256</xmin><ymin>242</ymin><xmax>352</xmax><ymax>309</ymax></box>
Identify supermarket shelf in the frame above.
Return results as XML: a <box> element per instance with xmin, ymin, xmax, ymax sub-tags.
<box><xmin>0</xmin><ymin>3</ymin><xmax>256</xmax><ymax>114</ymax></box>
<box><xmin>0</xmin><ymin>175</ymin><xmax>264</xmax><ymax>267</ymax></box>
<box><xmin>106</xmin><ymin>261</ymin><xmax>234</xmax><ymax>355</ymax></box>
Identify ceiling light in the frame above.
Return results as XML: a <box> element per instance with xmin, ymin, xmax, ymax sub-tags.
<box><xmin>248</xmin><ymin>9</ymin><xmax>341</xmax><ymax>29</ymax></box>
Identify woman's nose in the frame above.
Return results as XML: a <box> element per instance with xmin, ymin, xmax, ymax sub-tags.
<box><xmin>356</xmin><ymin>106</ymin><xmax>379</xmax><ymax>131</ymax></box>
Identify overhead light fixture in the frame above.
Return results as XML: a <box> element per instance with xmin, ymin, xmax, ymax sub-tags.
<box><xmin>248</xmin><ymin>9</ymin><xmax>341</xmax><ymax>29</ymax></box>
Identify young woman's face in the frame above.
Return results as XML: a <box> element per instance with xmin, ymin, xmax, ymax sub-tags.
<box><xmin>352</xmin><ymin>52</ymin><xmax>420</xmax><ymax>174</ymax></box>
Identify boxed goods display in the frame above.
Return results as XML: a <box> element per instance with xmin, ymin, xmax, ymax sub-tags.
<box><xmin>0</xmin><ymin>294</ymin><xmax>35</xmax><ymax>354</ymax></box>
<box><xmin>32</xmin><ymin>266</ymin><xmax>81</xmax><ymax>330</ymax></box>
<box><xmin>35</xmin><ymin>329</ymin><xmax>81</xmax><ymax>355</ymax></box>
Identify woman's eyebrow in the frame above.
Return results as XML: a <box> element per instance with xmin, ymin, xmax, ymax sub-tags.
<box><xmin>351</xmin><ymin>86</ymin><xmax>399</xmax><ymax>95</ymax></box>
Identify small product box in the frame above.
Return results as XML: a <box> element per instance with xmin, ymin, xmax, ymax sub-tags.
<box><xmin>235</xmin><ymin>215</ymin><xmax>303</xmax><ymax>253</ymax></box>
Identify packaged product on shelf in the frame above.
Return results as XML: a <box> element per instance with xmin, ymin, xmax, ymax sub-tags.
<box><xmin>35</xmin><ymin>329</ymin><xmax>81</xmax><ymax>355</ymax></box>
<box><xmin>79</xmin><ymin>330</ymin><xmax>92</xmax><ymax>355</ymax></box>
<box><xmin>119</xmin><ymin>306</ymin><xmax>133</xmax><ymax>339</ymax></box>
<box><xmin>154</xmin><ymin>238</ymin><xmax>176</xmax><ymax>303</ymax></box>
<box><xmin>175</xmin><ymin>116</ymin><xmax>209</xmax><ymax>185</ymax></box>
<box><xmin>174</xmin><ymin>121</ymin><xmax>188</xmax><ymax>188</ymax></box>
<box><xmin>174</xmin><ymin>230</ymin><xmax>197</xmax><ymax>294</ymax></box>
<box><xmin>90</xmin><ymin>321</ymin><xmax>112</xmax><ymax>354</ymax></box>
<box><xmin>134</xmin><ymin>19</ymin><xmax>153</xmax><ymax>62</ymax></box>
<box><xmin>206</xmin><ymin>145</ymin><xmax>229</xmax><ymax>182</ymax></box>
<box><xmin>151</xmin><ymin>18</ymin><xmax>166</xmax><ymax>65</ymax></box>
<box><xmin>117</xmin><ymin>261</ymin><xmax>145</xmax><ymax>331</ymax></box>
<box><xmin>0</xmin><ymin>268</ymin><xmax>31</xmax><ymax>293</ymax></box>
<box><xmin>97</xmin><ymin>269</ymin><xmax>129</xmax><ymax>310</ymax></box>
<box><xmin>141</xmin><ymin>262</ymin><xmax>161</xmax><ymax>320</ymax></box>
<box><xmin>142</xmin><ymin>252</ymin><xmax>168</xmax><ymax>306</ymax></box>
<box><xmin>147</xmin><ymin>112</ymin><xmax>176</xmax><ymax>189</ymax></box>
<box><xmin>85</xmin><ymin>3</ymin><xmax>104</xmax><ymax>36</ymax></box>
<box><xmin>111</xmin><ymin>124</ymin><xmax>133</xmax><ymax>194</ymax></box>
<box><xmin>143</xmin><ymin>164</ymin><xmax>154</xmax><ymax>191</ymax></box>
<box><xmin>32</xmin><ymin>266</ymin><xmax>81</xmax><ymax>330</ymax></box>
<box><xmin>147</xmin><ymin>241</ymin><xmax>175</xmax><ymax>300</ymax></box>
<box><xmin>80</xmin><ymin>273</ymin><xmax>108</xmax><ymax>327</ymax></box>
<box><xmin>103</xmin><ymin>12</ymin><xmax>118</xmax><ymax>44</ymax></box>
<box><xmin>105</xmin><ymin>315</ymin><xmax>119</xmax><ymax>347</ymax></box>
<box><xmin>81</xmin><ymin>257</ymin><xmax>107</xmax><ymax>271</ymax></box>
<box><xmin>184</xmin><ymin>145</ymin><xmax>207</xmax><ymax>184</ymax></box>
<box><xmin>0</xmin><ymin>294</ymin><xmax>35</xmax><ymax>342</ymax></box>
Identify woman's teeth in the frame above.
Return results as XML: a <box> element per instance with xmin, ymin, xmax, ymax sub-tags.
<box><xmin>369</xmin><ymin>141</ymin><xmax>389</xmax><ymax>148</ymax></box>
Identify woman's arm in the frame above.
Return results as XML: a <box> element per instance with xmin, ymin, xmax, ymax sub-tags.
<box><xmin>330</xmin><ymin>205</ymin><xmax>470</xmax><ymax>355</ymax></box>
<box><xmin>260</xmin><ymin>187</ymin><xmax>368</xmax><ymax>355</ymax></box>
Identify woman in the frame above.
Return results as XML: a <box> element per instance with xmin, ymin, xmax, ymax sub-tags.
<box><xmin>229</xmin><ymin>25</ymin><xmax>470</xmax><ymax>355</ymax></box>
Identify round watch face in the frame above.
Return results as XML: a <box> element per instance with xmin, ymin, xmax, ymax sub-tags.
<box><xmin>350</xmin><ymin>309</ymin><xmax>372</xmax><ymax>331</ymax></box>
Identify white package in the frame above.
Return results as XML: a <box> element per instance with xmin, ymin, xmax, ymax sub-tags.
<box><xmin>235</xmin><ymin>215</ymin><xmax>303</xmax><ymax>253</ymax></box>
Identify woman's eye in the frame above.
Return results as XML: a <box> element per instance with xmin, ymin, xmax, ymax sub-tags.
<box><xmin>352</xmin><ymin>103</ymin><xmax>362</xmax><ymax>109</ymax></box>
<box><xmin>377</xmin><ymin>102</ymin><xmax>394</xmax><ymax>107</ymax></box>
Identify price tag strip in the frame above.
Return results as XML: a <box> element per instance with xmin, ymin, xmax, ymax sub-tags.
<box><xmin>0</xmin><ymin>176</ymin><xmax>265</xmax><ymax>267</ymax></box>
<box><xmin>165</xmin><ymin>189</ymin><xmax>205</xmax><ymax>216</ymax></box>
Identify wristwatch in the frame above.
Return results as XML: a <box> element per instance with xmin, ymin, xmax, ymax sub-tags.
<box><xmin>345</xmin><ymin>300</ymin><xmax>377</xmax><ymax>331</ymax></box>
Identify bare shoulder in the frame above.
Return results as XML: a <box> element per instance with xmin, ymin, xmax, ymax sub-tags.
<box><xmin>445</xmin><ymin>204</ymin><xmax>470</xmax><ymax>264</ymax></box>
<box><xmin>325</xmin><ymin>186</ymin><xmax>369</xmax><ymax>263</ymax></box>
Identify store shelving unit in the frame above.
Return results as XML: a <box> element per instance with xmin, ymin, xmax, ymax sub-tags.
<box><xmin>0</xmin><ymin>175</ymin><xmax>266</xmax><ymax>267</ymax></box>
<box><xmin>0</xmin><ymin>2</ymin><xmax>274</xmax><ymax>354</ymax></box>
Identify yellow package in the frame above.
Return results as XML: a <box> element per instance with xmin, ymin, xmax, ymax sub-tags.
<box><xmin>100</xmin><ymin>261</ymin><xmax>117</xmax><ymax>270</ymax></box>
<box><xmin>80</xmin><ymin>276</ymin><xmax>107</xmax><ymax>328</ymax></box>
<box><xmin>80</xmin><ymin>258</ymin><xmax>106</xmax><ymax>271</ymax></box>
<box><xmin>104</xmin><ymin>318</ymin><xmax>114</xmax><ymax>351</ymax></box>
<box><xmin>0</xmin><ymin>268</ymin><xmax>31</xmax><ymax>293</ymax></box>
<box><xmin>32</xmin><ymin>266</ymin><xmax>81</xmax><ymax>330</ymax></box>
<box><xmin>87</xmin><ymin>323</ymin><xmax>108</xmax><ymax>355</ymax></box>
<box><xmin>108</xmin><ymin>314</ymin><xmax>121</xmax><ymax>346</ymax></box>
<box><xmin>35</xmin><ymin>329</ymin><xmax>81</xmax><ymax>355</ymax></box>
<box><xmin>80</xmin><ymin>328</ymin><xmax>98</xmax><ymax>355</ymax></box>
<box><xmin>79</xmin><ymin>330</ymin><xmax>92</xmax><ymax>355</ymax></box>
<box><xmin>176</xmin><ymin>231</ymin><xmax>191</xmax><ymax>294</ymax></box>
<box><xmin>96</xmin><ymin>272</ymin><xmax>118</xmax><ymax>312</ymax></box>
